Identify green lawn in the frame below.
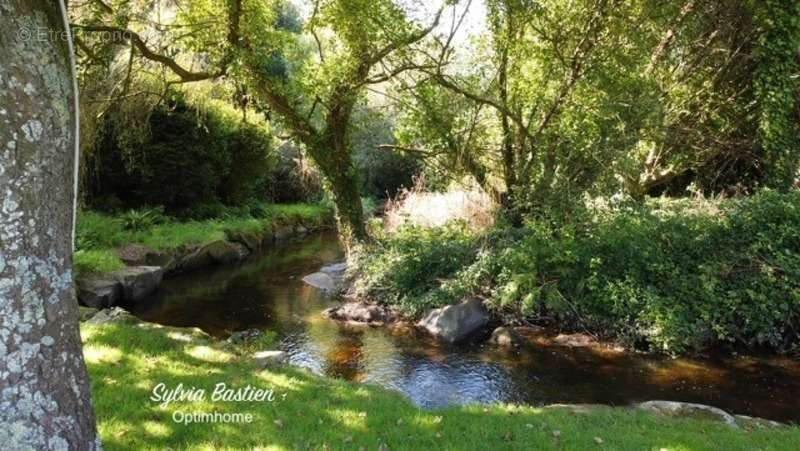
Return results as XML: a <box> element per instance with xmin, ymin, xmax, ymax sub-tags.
<box><xmin>74</xmin><ymin>203</ymin><xmax>333</xmax><ymax>274</ymax></box>
<box><xmin>82</xmin><ymin>321</ymin><xmax>800</xmax><ymax>450</ymax></box>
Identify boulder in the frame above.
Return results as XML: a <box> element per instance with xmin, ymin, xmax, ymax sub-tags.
<box><xmin>112</xmin><ymin>266</ymin><xmax>164</xmax><ymax>302</ymax></box>
<box><xmin>174</xmin><ymin>240</ymin><xmax>249</xmax><ymax>271</ymax></box>
<box><xmin>205</xmin><ymin>240</ymin><xmax>249</xmax><ymax>265</ymax></box>
<box><xmin>323</xmin><ymin>302</ymin><xmax>399</xmax><ymax>324</ymax></box>
<box><xmin>418</xmin><ymin>297</ymin><xmax>490</xmax><ymax>343</ymax></box>
<box><xmin>115</xmin><ymin>244</ymin><xmax>173</xmax><ymax>267</ymax></box>
<box><xmin>273</xmin><ymin>225</ymin><xmax>294</xmax><ymax>241</ymax></box>
<box><xmin>79</xmin><ymin>306</ymin><xmax>99</xmax><ymax>322</ymax></box>
<box><xmin>303</xmin><ymin>272</ymin><xmax>338</xmax><ymax>293</ymax></box>
<box><xmin>295</xmin><ymin>225</ymin><xmax>308</xmax><ymax>235</ymax></box>
<box><xmin>76</xmin><ymin>276</ymin><xmax>122</xmax><ymax>308</ymax></box>
<box><xmin>174</xmin><ymin>245</ymin><xmax>213</xmax><ymax>272</ymax></box>
<box><xmin>303</xmin><ymin>261</ymin><xmax>348</xmax><ymax>294</ymax></box>
<box><xmin>635</xmin><ymin>401</ymin><xmax>739</xmax><ymax>428</ymax></box>
<box><xmin>734</xmin><ymin>415</ymin><xmax>784</xmax><ymax>430</ymax></box>
<box><xmin>225</xmin><ymin>229</ymin><xmax>263</xmax><ymax>252</ymax></box>
<box><xmin>252</xmin><ymin>350</ymin><xmax>288</xmax><ymax>368</ymax></box>
<box><xmin>85</xmin><ymin>307</ymin><xmax>138</xmax><ymax>325</ymax></box>
<box><xmin>489</xmin><ymin>326</ymin><xmax>523</xmax><ymax>347</ymax></box>
<box><xmin>554</xmin><ymin>333</ymin><xmax>599</xmax><ymax>348</ymax></box>
<box><xmin>320</xmin><ymin>262</ymin><xmax>347</xmax><ymax>277</ymax></box>
<box><xmin>115</xmin><ymin>244</ymin><xmax>154</xmax><ymax>266</ymax></box>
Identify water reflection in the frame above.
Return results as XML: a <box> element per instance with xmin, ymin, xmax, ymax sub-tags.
<box><xmin>130</xmin><ymin>233</ymin><xmax>800</xmax><ymax>422</ymax></box>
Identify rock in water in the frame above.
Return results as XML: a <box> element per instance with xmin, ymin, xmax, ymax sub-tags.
<box><xmin>76</xmin><ymin>276</ymin><xmax>122</xmax><ymax>308</ymax></box>
<box><xmin>112</xmin><ymin>266</ymin><xmax>164</xmax><ymax>302</ymax></box>
<box><xmin>636</xmin><ymin>401</ymin><xmax>739</xmax><ymax>428</ymax></box>
<box><xmin>303</xmin><ymin>272</ymin><xmax>338</xmax><ymax>292</ymax></box>
<box><xmin>225</xmin><ymin>229</ymin><xmax>263</xmax><ymax>252</ymax></box>
<box><xmin>323</xmin><ymin>302</ymin><xmax>399</xmax><ymax>324</ymax></box>
<box><xmin>489</xmin><ymin>326</ymin><xmax>521</xmax><ymax>347</ymax></box>
<box><xmin>320</xmin><ymin>262</ymin><xmax>347</xmax><ymax>277</ymax></box>
<box><xmin>303</xmin><ymin>261</ymin><xmax>348</xmax><ymax>294</ymax></box>
<box><xmin>418</xmin><ymin>297</ymin><xmax>490</xmax><ymax>343</ymax></box>
<box><xmin>204</xmin><ymin>240</ymin><xmax>249</xmax><ymax>265</ymax></box>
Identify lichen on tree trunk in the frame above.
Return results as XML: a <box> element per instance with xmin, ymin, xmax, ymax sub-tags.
<box><xmin>0</xmin><ymin>1</ymin><xmax>99</xmax><ymax>449</ymax></box>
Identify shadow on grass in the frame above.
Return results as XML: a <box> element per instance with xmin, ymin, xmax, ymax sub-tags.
<box><xmin>82</xmin><ymin>322</ymin><xmax>799</xmax><ymax>450</ymax></box>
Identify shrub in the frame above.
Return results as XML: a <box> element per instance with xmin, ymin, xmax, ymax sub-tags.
<box><xmin>119</xmin><ymin>207</ymin><xmax>169</xmax><ymax>231</ymax></box>
<box><xmin>350</xmin><ymin>223</ymin><xmax>481</xmax><ymax>316</ymax></box>
<box><xmin>353</xmin><ymin>190</ymin><xmax>800</xmax><ymax>354</ymax></box>
<box><xmin>83</xmin><ymin>93</ymin><xmax>280</xmax><ymax>214</ymax></box>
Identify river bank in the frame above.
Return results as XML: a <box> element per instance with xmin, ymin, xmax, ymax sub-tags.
<box><xmin>73</xmin><ymin>204</ymin><xmax>334</xmax><ymax>309</ymax></box>
<box><xmin>80</xmin><ymin>312</ymin><xmax>799</xmax><ymax>450</ymax></box>
<box><xmin>111</xmin><ymin>232</ymin><xmax>800</xmax><ymax>423</ymax></box>
<box><xmin>349</xmin><ymin>191</ymin><xmax>800</xmax><ymax>355</ymax></box>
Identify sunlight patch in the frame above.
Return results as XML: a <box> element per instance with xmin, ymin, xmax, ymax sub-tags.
<box><xmin>143</xmin><ymin>420</ymin><xmax>171</xmax><ymax>438</ymax></box>
<box><xmin>186</xmin><ymin>345</ymin><xmax>233</xmax><ymax>363</ymax></box>
<box><xmin>84</xmin><ymin>345</ymin><xmax>123</xmax><ymax>364</ymax></box>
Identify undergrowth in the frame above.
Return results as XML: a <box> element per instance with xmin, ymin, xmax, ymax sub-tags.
<box><xmin>352</xmin><ymin>190</ymin><xmax>800</xmax><ymax>354</ymax></box>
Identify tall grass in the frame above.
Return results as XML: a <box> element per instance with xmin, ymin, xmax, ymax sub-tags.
<box><xmin>383</xmin><ymin>178</ymin><xmax>496</xmax><ymax>233</ymax></box>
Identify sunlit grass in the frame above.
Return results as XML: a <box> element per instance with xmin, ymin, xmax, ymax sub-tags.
<box><xmin>82</xmin><ymin>321</ymin><xmax>800</xmax><ymax>450</ymax></box>
<box><xmin>75</xmin><ymin>203</ymin><xmax>333</xmax><ymax>274</ymax></box>
<box><xmin>74</xmin><ymin>249</ymin><xmax>126</xmax><ymax>274</ymax></box>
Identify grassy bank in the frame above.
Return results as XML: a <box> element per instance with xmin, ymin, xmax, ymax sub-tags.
<box><xmin>82</xmin><ymin>321</ymin><xmax>799</xmax><ymax>450</ymax></box>
<box><xmin>352</xmin><ymin>190</ymin><xmax>800</xmax><ymax>354</ymax></box>
<box><xmin>74</xmin><ymin>203</ymin><xmax>333</xmax><ymax>274</ymax></box>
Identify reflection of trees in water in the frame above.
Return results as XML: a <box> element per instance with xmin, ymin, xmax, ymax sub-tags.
<box><xmin>129</xmin><ymin>233</ymin><xmax>342</xmax><ymax>337</ymax></box>
<box><xmin>324</xmin><ymin>328</ymin><xmax>366</xmax><ymax>381</ymax></box>
<box><xmin>126</xmin><ymin>233</ymin><xmax>800</xmax><ymax>421</ymax></box>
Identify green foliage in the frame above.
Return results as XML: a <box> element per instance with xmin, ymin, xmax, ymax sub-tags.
<box><xmin>351</xmin><ymin>107</ymin><xmax>420</xmax><ymax>199</ymax></box>
<box><xmin>75</xmin><ymin>203</ymin><xmax>333</xmax><ymax>260</ymax></box>
<box><xmin>354</xmin><ymin>191</ymin><xmax>800</xmax><ymax>353</ymax></box>
<box><xmin>754</xmin><ymin>0</ymin><xmax>800</xmax><ymax>188</ymax></box>
<box><xmin>351</xmin><ymin>223</ymin><xmax>482</xmax><ymax>315</ymax></box>
<box><xmin>119</xmin><ymin>207</ymin><xmax>169</xmax><ymax>231</ymax></box>
<box><xmin>73</xmin><ymin>250</ymin><xmax>126</xmax><ymax>275</ymax></box>
<box><xmin>85</xmin><ymin>93</ymin><xmax>278</xmax><ymax>213</ymax></box>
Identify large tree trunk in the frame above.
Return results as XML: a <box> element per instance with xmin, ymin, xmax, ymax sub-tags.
<box><xmin>303</xmin><ymin>98</ymin><xmax>368</xmax><ymax>249</ymax></box>
<box><xmin>310</xmin><ymin>120</ymin><xmax>368</xmax><ymax>248</ymax></box>
<box><xmin>0</xmin><ymin>1</ymin><xmax>99</xmax><ymax>449</ymax></box>
<box><xmin>326</xmin><ymin>157</ymin><xmax>368</xmax><ymax>247</ymax></box>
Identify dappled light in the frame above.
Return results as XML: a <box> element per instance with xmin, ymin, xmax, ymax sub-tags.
<box><xmin>3</xmin><ymin>0</ymin><xmax>798</xmax><ymax>448</ymax></box>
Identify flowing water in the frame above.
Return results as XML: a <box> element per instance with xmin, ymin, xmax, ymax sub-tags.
<box><xmin>129</xmin><ymin>233</ymin><xmax>800</xmax><ymax>423</ymax></box>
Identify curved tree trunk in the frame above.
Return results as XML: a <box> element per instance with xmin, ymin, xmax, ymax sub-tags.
<box><xmin>0</xmin><ymin>1</ymin><xmax>99</xmax><ymax>449</ymax></box>
<box><xmin>309</xmin><ymin>110</ymin><xmax>368</xmax><ymax>249</ymax></box>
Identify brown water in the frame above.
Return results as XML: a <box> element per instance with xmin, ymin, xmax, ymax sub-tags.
<box><xmin>128</xmin><ymin>233</ymin><xmax>800</xmax><ymax>423</ymax></box>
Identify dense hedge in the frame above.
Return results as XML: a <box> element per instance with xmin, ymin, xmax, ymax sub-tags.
<box><xmin>353</xmin><ymin>191</ymin><xmax>800</xmax><ymax>354</ymax></box>
<box><xmin>84</xmin><ymin>95</ymin><xmax>277</xmax><ymax>214</ymax></box>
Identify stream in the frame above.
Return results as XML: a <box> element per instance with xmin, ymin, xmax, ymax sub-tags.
<box><xmin>128</xmin><ymin>232</ymin><xmax>800</xmax><ymax>423</ymax></box>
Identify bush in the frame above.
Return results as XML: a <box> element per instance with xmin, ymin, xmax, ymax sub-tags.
<box><xmin>353</xmin><ymin>191</ymin><xmax>800</xmax><ymax>354</ymax></box>
<box><xmin>351</xmin><ymin>223</ymin><xmax>481</xmax><ymax>316</ymax></box>
<box><xmin>83</xmin><ymin>93</ymin><xmax>279</xmax><ymax>214</ymax></box>
<box><xmin>119</xmin><ymin>207</ymin><xmax>169</xmax><ymax>231</ymax></box>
